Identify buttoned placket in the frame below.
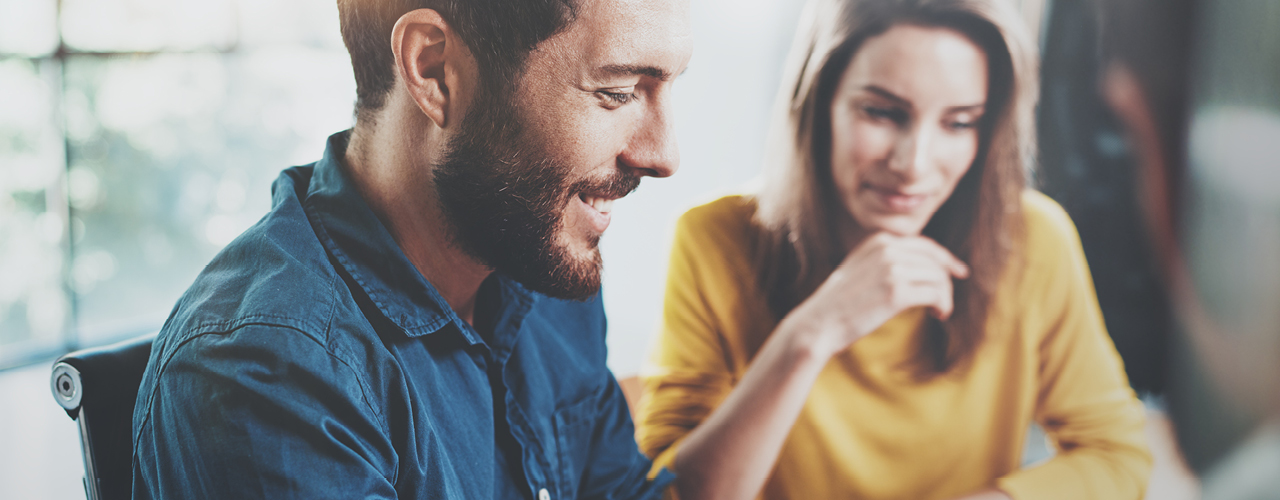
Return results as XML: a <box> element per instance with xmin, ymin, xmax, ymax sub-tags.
<box><xmin>460</xmin><ymin>297</ymin><xmax>553</xmax><ymax>500</ymax></box>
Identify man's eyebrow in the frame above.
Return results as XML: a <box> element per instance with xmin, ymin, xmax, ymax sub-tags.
<box><xmin>596</xmin><ymin>64</ymin><xmax>680</xmax><ymax>81</ymax></box>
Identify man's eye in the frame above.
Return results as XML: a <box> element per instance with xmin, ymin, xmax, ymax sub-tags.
<box><xmin>598</xmin><ymin>90</ymin><xmax>635</xmax><ymax>107</ymax></box>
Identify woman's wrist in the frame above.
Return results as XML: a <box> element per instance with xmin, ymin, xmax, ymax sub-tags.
<box><xmin>775</xmin><ymin>312</ymin><xmax>842</xmax><ymax>366</ymax></box>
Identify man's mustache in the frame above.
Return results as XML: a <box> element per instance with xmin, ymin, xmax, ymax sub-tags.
<box><xmin>569</xmin><ymin>171</ymin><xmax>642</xmax><ymax>201</ymax></box>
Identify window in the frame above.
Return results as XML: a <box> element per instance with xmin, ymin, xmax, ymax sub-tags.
<box><xmin>0</xmin><ymin>0</ymin><xmax>355</xmax><ymax>367</ymax></box>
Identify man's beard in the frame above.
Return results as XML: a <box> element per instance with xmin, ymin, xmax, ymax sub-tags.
<box><xmin>433</xmin><ymin>90</ymin><xmax>640</xmax><ymax>300</ymax></box>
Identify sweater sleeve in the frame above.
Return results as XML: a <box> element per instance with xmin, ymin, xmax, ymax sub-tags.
<box><xmin>635</xmin><ymin>197</ymin><xmax>755</xmax><ymax>478</ymax></box>
<box><xmin>995</xmin><ymin>193</ymin><xmax>1154</xmax><ymax>500</ymax></box>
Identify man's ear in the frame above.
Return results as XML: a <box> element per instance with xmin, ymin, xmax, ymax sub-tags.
<box><xmin>391</xmin><ymin>9</ymin><xmax>469</xmax><ymax>129</ymax></box>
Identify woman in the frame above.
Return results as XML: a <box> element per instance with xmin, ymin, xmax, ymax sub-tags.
<box><xmin>635</xmin><ymin>0</ymin><xmax>1153</xmax><ymax>499</ymax></box>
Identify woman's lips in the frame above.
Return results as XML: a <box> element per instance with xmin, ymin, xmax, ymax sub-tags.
<box><xmin>864</xmin><ymin>184</ymin><xmax>929</xmax><ymax>212</ymax></box>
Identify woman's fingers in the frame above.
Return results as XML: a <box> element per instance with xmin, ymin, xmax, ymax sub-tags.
<box><xmin>894</xmin><ymin>282</ymin><xmax>955</xmax><ymax>320</ymax></box>
<box><xmin>928</xmin><ymin>282</ymin><xmax>955</xmax><ymax>319</ymax></box>
<box><xmin>858</xmin><ymin>235</ymin><xmax>968</xmax><ymax>281</ymax></box>
<box><xmin>883</xmin><ymin>238</ymin><xmax>959</xmax><ymax>319</ymax></box>
<box><xmin>893</xmin><ymin>236</ymin><xmax>970</xmax><ymax>279</ymax></box>
<box><xmin>885</xmin><ymin>262</ymin><xmax>953</xmax><ymax>286</ymax></box>
<box><xmin>811</xmin><ymin>232</ymin><xmax>966</xmax><ymax>343</ymax></box>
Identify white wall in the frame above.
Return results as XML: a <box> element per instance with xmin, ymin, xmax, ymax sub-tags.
<box><xmin>600</xmin><ymin>0</ymin><xmax>806</xmax><ymax>376</ymax></box>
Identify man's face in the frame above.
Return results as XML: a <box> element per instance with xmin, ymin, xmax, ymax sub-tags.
<box><xmin>435</xmin><ymin>0</ymin><xmax>693</xmax><ymax>300</ymax></box>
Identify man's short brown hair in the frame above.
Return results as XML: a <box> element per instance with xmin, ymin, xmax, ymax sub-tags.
<box><xmin>337</xmin><ymin>0</ymin><xmax>578</xmax><ymax>123</ymax></box>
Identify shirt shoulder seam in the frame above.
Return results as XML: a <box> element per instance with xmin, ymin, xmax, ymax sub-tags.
<box><xmin>133</xmin><ymin>318</ymin><xmax>393</xmax><ymax>484</ymax></box>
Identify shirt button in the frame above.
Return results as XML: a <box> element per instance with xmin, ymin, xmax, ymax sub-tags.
<box><xmin>538</xmin><ymin>488</ymin><xmax>550</xmax><ymax>500</ymax></box>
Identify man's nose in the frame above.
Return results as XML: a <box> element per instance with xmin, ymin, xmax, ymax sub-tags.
<box><xmin>619</xmin><ymin>97</ymin><xmax>680</xmax><ymax>178</ymax></box>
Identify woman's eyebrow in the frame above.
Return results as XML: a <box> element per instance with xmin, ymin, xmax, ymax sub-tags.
<box><xmin>947</xmin><ymin>104</ymin><xmax>986</xmax><ymax>113</ymax></box>
<box><xmin>862</xmin><ymin>85</ymin><xmax>912</xmax><ymax>108</ymax></box>
<box><xmin>863</xmin><ymin>85</ymin><xmax>986</xmax><ymax>113</ymax></box>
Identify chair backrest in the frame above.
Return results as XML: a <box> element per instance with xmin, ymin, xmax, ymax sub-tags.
<box><xmin>50</xmin><ymin>333</ymin><xmax>156</xmax><ymax>500</ymax></box>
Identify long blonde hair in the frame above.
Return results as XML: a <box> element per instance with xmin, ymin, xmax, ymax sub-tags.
<box><xmin>755</xmin><ymin>0</ymin><xmax>1038</xmax><ymax>374</ymax></box>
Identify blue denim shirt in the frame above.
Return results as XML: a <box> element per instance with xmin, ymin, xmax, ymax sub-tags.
<box><xmin>131</xmin><ymin>131</ymin><xmax>673</xmax><ymax>499</ymax></box>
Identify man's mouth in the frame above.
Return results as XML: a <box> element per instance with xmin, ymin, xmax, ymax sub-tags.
<box><xmin>576</xmin><ymin>192</ymin><xmax>620</xmax><ymax>234</ymax></box>
<box><xmin>568</xmin><ymin>174</ymin><xmax>641</xmax><ymax>235</ymax></box>
<box><xmin>578</xmin><ymin>193</ymin><xmax>616</xmax><ymax>215</ymax></box>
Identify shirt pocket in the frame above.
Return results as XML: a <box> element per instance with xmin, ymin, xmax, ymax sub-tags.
<box><xmin>553</xmin><ymin>394</ymin><xmax>596</xmax><ymax>499</ymax></box>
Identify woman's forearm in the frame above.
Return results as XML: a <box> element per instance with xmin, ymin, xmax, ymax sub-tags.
<box><xmin>671</xmin><ymin>319</ymin><xmax>833</xmax><ymax>500</ymax></box>
<box><xmin>949</xmin><ymin>489</ymin><xmax>1013</xmax><ymax>500</ymax></box>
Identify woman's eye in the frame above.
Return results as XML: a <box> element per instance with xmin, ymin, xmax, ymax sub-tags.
<box><xmin>946</xmin><ymin>117</ymin><xmax>982</xmax><ymax>131</ymax></box>
<box><xmin>862</xmin><ymin>106</ymin><xmax>906</xmax><ymax>124</ymax></box>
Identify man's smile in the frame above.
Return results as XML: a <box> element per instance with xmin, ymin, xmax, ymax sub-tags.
<box><xmin>576</xmin><ymin>192</ymin><xmax>618</xmax><ymax>233</ymax></box>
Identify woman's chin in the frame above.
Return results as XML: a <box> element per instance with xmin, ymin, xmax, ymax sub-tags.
<box><xmin>856</xmin><ymin>213</ymin><xmax>930</xmax><ymax>237</ymax></box>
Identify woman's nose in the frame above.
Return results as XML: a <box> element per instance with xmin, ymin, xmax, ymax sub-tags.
<box><xmin>887</xmin><ymin>126</ymin><xmax>928</xmax><ymax>179</ymax></box>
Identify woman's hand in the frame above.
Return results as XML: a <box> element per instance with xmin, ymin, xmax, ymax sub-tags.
<box><xmin>669</xmin><ymin>232</ymin><xmax>969</xmax><ymax>500</ymax></box>
<box><xmin>782</xmin><ymin>232</ymin><xmax>970</xmax><ymax>358</ymax></box>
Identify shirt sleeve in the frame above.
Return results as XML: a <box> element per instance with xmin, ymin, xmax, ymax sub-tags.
<box><xmin>995</xmin><ymin>195</ymin><xmax>1154</xmax><ymax>500</ymax></box>
<box><xmin>132</xmin><ymin>324</ymin><xmax>398</xmax><ymax>500</ymax></box>
<box><xmin>635</xmin><ymin>200</ymin><xmax>748</xmax><ymax>477</ymax></box>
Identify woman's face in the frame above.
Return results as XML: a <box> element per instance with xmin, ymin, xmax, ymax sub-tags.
<box><xmin>829</xmin><ymin>24</ymin><xmax>989</xmax><ymax>241</ymax></box>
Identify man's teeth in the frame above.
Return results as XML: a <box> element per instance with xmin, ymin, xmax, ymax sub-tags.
<box><xmin>582</xmin><ymin>196</ymin><xmax>614</xmax><ymax>214</ymax></box>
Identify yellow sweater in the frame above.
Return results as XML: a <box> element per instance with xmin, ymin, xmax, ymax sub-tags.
<box><xmin>636</xmin><ymin>191</ymin><xmax>1152</xmax><ymax>500</ymax></box>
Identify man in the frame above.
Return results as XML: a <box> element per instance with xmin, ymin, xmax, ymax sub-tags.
<box><xmin>131</xmin><ymin>0</ymin><xmax>692</xmax><ymax>498</ymax></box>
<box><xmin>1099</xmin><ymin>0</ymin><xmax>1280</xmax><ymax>497</ymax></box>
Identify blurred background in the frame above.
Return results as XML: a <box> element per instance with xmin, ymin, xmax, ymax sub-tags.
<box><xmin>0</xmin><ymin>0</ymin><xmax>1242</xmax><ymax>498</ymax></box>
<box><xmin>0</xmin><ymin>0</ymin><xmax>355</xmax><ymax>367</ymax></box>
<box><xmin>0</xmin><ymin>0</ymin><xmax>1055</xmax><ymax>377</ymax></box>
<box><xmin>0</xmin><ymin>0</ymin><xmax>812</xmax><ymax>497</ymax></box>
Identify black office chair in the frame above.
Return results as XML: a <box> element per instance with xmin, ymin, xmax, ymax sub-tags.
<box><xmin>50</xmin><ymin>333</ymin><xmax>156</xmax><ymax>500</ymax></box>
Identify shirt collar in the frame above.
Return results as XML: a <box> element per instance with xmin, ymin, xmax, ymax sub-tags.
<box><xmin>301</xmin><ymin>130</ymin><xmax>539</xmax><ymax>347</ymax></box>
